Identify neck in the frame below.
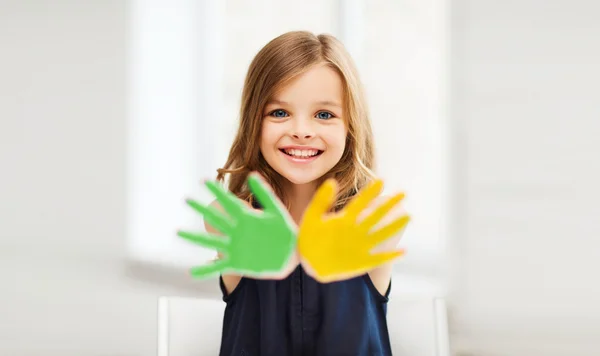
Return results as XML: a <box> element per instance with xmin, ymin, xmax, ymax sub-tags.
<box><xmin>283</xmin><ymin>180</ymin><xmax>319</xmax><ymax>224</ymax></box>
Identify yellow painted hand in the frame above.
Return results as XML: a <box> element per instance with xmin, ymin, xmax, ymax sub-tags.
<box><xmin>298</xmin><ymin>179</ymin><xmax>409</xmax><ymax>283</ymax></box>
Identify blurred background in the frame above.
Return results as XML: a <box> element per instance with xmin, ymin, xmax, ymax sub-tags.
<box><xmin>1</xmin><ymin>0</ymin><xmax>598</xmax><ymax>355</ymax></box>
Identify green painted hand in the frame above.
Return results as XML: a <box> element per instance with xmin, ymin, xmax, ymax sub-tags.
<box><xmin>177</xmin><ymin>174</ymin><xmax>297</xmax><ymax>278</ymax></box>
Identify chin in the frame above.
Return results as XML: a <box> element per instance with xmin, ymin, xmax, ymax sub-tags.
<box><xmin>281</xmin><ymin>173</ymin><xmax>322</xmax><ymax>186</ymax></box>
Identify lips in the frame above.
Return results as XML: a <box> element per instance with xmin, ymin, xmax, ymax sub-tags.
<box><xmin>279</xmin><ymin>148</ymin><xmax>323</xmax><ymax>158</ymax></box>
<box><xmin>278</xmin><ymin>146</ymin><xmax>324</xmax><ymax>163</ymax></box>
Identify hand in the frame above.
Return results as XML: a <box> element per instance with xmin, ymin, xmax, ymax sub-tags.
<box><xmin>298</xmin><ymin>179</ymin><xmax>409</xmax><ymax>283</ymax></box>
<box><xmin>177</xmin><ymin>173</ymin><xmax>297</xmax><ymax>279</ymax></box>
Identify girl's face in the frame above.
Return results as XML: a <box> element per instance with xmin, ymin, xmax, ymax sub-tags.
<box><xmin>260</xmin><ymin>64</ymin><xmax>348</xmax><ymax>187</ymax></box>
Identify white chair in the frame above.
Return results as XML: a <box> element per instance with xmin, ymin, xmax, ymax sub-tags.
<box><xmin>387</xmin><ymin>297</ymin><xmax>450</xmax><ymax>356</ymax></box>
<box><xmin>158</xmin><ymin>295</ymin><xmax>450</xmax><ymax>356</ymax></box>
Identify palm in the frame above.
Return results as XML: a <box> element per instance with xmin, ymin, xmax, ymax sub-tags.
<box><xmin>224</xmin><ymin>207</ymin><xmax>296</xmax><ymax>272</ymax></box>
<box><xmin>298</xmin><ymin>179</ymin><xmax>409</xmax><ymax>283</ymax></box>
<box><xmin>178</xmin><ymin>174</ymin><xmax>297</xmax><ymax>278</ymax></box>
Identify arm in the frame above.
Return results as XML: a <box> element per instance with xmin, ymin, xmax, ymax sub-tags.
<box><xmin>365</xmin><ymin>196</ymin><xmax>408</xmax><ymax>296</ymax></box>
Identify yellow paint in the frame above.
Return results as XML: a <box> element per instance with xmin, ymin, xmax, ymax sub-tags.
<box><xmin>298</xmin><ymin>179</ymin><xmax>410</xmax><ymax>283</ymax></box>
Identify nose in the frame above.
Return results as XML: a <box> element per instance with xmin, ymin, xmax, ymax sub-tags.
<box><xmin>291</xmin><ymin>117</ymin><xmax>315</xmax><ymax>140</ymax></box>
<box><xmin>293</xmin><ymin>132</ymin><xmax>313</xmax><ymax>140</ymax></box>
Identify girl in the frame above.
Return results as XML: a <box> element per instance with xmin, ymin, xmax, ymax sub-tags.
<box><xmin>208</xmin><ymin>31</ymin><xmax>405</xmax><ymax>356</ymax></box>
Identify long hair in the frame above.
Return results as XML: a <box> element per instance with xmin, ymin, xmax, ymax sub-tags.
<box><xmin>217</xmin><ymin>31</ymin><xmax>376</xmax><ymax>211</ymax></box>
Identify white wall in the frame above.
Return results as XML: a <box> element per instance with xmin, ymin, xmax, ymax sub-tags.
<box><xmin>0</xmin><ymin>2</ymin><xmax>219</xmax><ymax>355</ymax></box>
<box><xmin>448</xmin><ymin>1</ymin><xmax>600</xmax><ymax>355</ymax></box>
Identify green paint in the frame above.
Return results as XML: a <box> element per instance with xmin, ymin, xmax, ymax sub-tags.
<box><xmin>178</xmin><ymin>174</ymin><xmax>296</xmax><ymax>278</ymax></box>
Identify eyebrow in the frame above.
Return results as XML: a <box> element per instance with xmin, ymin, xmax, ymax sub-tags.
<box><xmin>266</xmin><ymin>99</ymin><xmax>342</xmax><ymax>108</ymax></box>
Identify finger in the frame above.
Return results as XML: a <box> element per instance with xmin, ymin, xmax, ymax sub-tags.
<box><xmin>359</xmin><ymin>192</ymin><xmax>405</xmax><ymax>231</ymax></box>
<box><xmin>311</xmin><ymin>249</ymin><xmax>402</xmax><ymax>283</ymax></box>
<box><xmin>185</xmin><ymin>199</ymin><xmax>232</xmax><ymax>235</ymax></box>
<box><xmin>189</xmin><ymin>259</ymin><xmax>230</xmax><ymax>278</ymax></box>
<box><xmin>362</xmin><ymin>249</ymin><xmax>405</xmax><ymax>269</ymax></box>
<box><xmin>204</xmin><ymin>180</ymin><xmax>245</xmax><ymax>217</ymax></box>
<box><xmin>344</xmin><ymin>180</ymin><xmax>384</xmax><ymax>220</ymax></box>
<box><xmin>367</xmin><ymin>215</ymin><xmax>410</xmax><ymax>248</ymax></box>
<box><xmin>177</xmin><ymin>230</ymin><xmax>230</xmax><ymax>251</ymax></box>
<box><xmin>247</xmin><ymin>173</ymin><xmax>282</xmax><ymax>213</ymax></box>
<box><xmin>303</xmin><ymin>179</ymin><xmax>337</xmax><ymax>223</ymax></box>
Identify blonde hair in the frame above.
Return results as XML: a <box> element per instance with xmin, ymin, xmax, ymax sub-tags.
<box><xmin>217</xmin><ymin>31</ymin><xmax>376</xmax><ymax>211</ymax></box>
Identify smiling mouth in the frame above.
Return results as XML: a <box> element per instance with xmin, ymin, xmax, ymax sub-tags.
<box><xmin>279</xmin><ymin>148</ymin><xmax>324</xmax><ymax>158</ymax></box>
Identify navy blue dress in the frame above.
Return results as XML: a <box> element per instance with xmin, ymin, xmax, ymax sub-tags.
<box><xmin>218</xmin><ymin>267</ymin><xmax>392</xmax><ymax>356</ymax></box>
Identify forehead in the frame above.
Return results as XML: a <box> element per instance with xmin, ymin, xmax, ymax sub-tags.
<box><xmin>270</xmin><ymin>65</ymin><xmax>344</xmax><ymax>106</ymax></box>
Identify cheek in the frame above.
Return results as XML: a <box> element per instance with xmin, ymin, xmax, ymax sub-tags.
<box><xmin>325</xmin><ymin>127</ymin><xmax>348</xmax><ymax>152</ymax></box>
<box><xmin>260</xmin><ymin>121</ymin><xmax>282</xmax><ymax>151</ymax></box>
<box><xmin>260</xmin><ymin>122</ymin><xmax>273</xmax><ymax>147</ymax></box>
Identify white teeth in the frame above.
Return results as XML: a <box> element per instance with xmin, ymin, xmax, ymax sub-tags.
<box><xmin>284</xmin><ymin>149</ymin><xmax>319</xmax><ymax>158</ymax></box>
